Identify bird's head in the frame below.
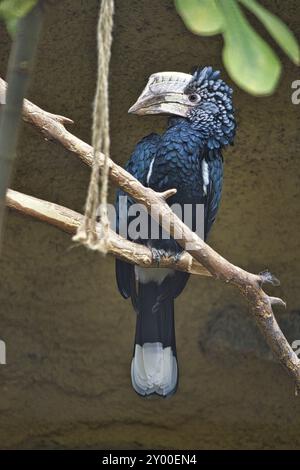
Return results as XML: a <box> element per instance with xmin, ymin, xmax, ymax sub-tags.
<box><xmin>129</xmin><ymin>66</ymin><xmax>236</xmax><ymax>149</ymax></box>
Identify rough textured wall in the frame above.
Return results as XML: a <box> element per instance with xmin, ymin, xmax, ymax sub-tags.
<box><xmin>0</xmin><ymin>0</ymin><xmax>299</xmax><ymax>449</ymax></box>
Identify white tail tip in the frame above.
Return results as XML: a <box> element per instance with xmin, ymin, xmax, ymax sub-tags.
<box><xmin>131</xmin><ymin>342</ymin><xmax>178</xmax><ymax>397</ymax></box>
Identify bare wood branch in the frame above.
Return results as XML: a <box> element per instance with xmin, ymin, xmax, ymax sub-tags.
<box><xmin>6</xmin><ymin>189</ymin><xmax>210</xmax><ymax>277</ymax></box>
<box><xmin>1</xmin><ymin>78</ymin><xmax>300</xmax><ymax>392</ymax></box>
<box><xmin>159</xmin><ymin>188</ymin><xmax>177</xmax><ymax>200</ymax></box>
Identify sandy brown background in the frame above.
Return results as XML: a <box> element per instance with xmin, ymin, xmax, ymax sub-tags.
<box><xmin>0</xmin><ymin>0</ymin><xmax>299</xmax><ymax>449</ymax></box>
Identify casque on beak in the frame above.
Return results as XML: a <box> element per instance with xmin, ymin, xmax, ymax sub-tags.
<box><xmin>128</xmin><ymin>71</ymin><xmax>193</xmax><ymax>117</ymax></box>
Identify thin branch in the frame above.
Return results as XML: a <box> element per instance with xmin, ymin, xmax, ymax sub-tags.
<box><xmin>0</xmin><ymin>3</ymin><xmax>43</xmax><ymax>246</ymax></box>
<box><xmin>1</xmin><ymin>78</ymin><xmax>300</xmax><ymax>393</ymax></box>
<box><xmin>6</xmin><ymin>189</ymin><xmax>210</xmax><ymax>277</ymax></box>
<box><xmin>159</xmin><ymin>188</ymin><xmax>177</xmax><ymax>200</ymax></box>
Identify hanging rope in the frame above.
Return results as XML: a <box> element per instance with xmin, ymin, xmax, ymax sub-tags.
<box><xmin>73</xmin><ymin>0</ymin><xmax>114</xmax><ymax>254</ymax></box>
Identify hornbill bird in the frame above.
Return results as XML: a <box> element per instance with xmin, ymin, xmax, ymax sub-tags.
<box><xmin>115</xmin><ymin>66</ymin><xmax>236</xmax><ymax>397</ymax></box>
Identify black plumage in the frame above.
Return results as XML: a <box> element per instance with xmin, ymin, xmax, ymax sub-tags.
<box><xmin>115</xmin><ymin>66</ymin><xmax>236</xmax><ymax>397</ymax></box>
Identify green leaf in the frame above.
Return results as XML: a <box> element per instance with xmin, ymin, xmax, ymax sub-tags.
<box><xmin>217</xmin><ymin>0</ymin><xmax>281</xmax><ymax>95</ymax></box>
<box><xmin>0</xmin><ymin>0</ymin><xmax>38</xmax><ymax>35</ymax></box>
<box><xmin>239</xmin><ymin>0</ymin><xmax>300</xmax><ymax>65</ymax></box>
<box><xmin>175</xmin><ymin>0</ymin><xmax>223</xmax><ymax>36</ymax></box>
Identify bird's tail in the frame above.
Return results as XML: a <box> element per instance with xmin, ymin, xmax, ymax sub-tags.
<box><xmin>131</xmin><ymin>281</ymin><xmax>178</xmax><ymax>398</ymax></box>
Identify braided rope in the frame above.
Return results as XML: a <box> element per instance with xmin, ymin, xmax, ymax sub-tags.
<box><xmin>74</xmin><ymin>0</ymin><xmax>114</xmax><ymax>253</ymax></box>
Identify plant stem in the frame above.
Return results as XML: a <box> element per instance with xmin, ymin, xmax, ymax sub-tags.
<box><xmin>0</xmin><ymin>1</ymin><xmax>43</xmax><ymax>248</ymax></box>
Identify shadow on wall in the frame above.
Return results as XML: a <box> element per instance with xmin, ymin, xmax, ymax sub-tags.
<box><xmin>200</xmin><ymin>306</ymin><xmax>300</xmax><ymax>362</ymax></box>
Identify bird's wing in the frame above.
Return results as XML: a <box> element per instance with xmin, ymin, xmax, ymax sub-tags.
<box><xmin>115</xmin><ymin>133</ymin><xmax>161</xmax><ymax>299</ymax></box>
<box><xmin>116</xmin><ymin>132</ymin><xmax>161</xmax><ymax>237</ymax></box>
<box><xmin>204</xmin><ymin>153</ymin><xmax>223</xmax><ymax>239</ymax></box>
<box><xmin>125</xmin><ymin>133</ymin><xmax>161</xmax><ymax>183</ymax></box>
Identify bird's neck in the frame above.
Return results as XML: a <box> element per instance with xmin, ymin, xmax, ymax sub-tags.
<box><xmin>166</xmin><ymin>116</ymin><xmax>207</xmax><ymax>149</ymax></box>
<box><xmin>167</xmin><ymin>116</ymin><xmax>187</xmax><ymax>128</ymax></box>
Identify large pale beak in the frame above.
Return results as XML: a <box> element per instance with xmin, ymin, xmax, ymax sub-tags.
<box><xmin>128</xmin><ymin>71</ymin><xmax>193</xmax><ymax>117</ymax></box>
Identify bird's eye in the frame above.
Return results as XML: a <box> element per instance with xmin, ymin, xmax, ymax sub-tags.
<box><xmin>188</xmin><ymin>93</ymin><xmax>200</xmax><ymax>104</ymax></box>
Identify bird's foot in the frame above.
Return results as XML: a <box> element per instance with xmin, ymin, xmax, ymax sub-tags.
<box><xmin>151</xmin><ymin>248</ymin><xmax>182</xmax><ymax>267</ymax></box>
<box><xmin>170</xmin><ymin>252</ymin><xmax>182</xmax><ymax>264</ymax></box>
<box><xmin>151</xmin><ymin>248</ymin><xmax>166</xmax><ymax>267</ymax></box>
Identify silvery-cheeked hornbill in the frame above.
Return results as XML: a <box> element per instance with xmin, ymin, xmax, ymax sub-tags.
<box><xmin>115</xmin><ymin>67</ymin><xmax>236</xmax><ymax>397</ymax></box>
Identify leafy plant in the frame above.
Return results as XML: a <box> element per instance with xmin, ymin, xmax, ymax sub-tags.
<box><xmin>175</xmin><ymin>0</ymin><xmax>300</xmax><ymax>95</ymax></box>
<box><xmin>0</xmin><ymin>0</ymin><xmax>38</xmax><ymax>35</ymax></box>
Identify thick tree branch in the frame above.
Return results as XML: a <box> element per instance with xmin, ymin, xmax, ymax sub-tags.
<box><xmin>6</xmin><ymin>189</ymin><xmax>209</xmax><ymax>277</ymax></box>
<box><xmin>1</xmin><ymin>78</ymin><xmax>300</xmax><ymax>393</ymax></box>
